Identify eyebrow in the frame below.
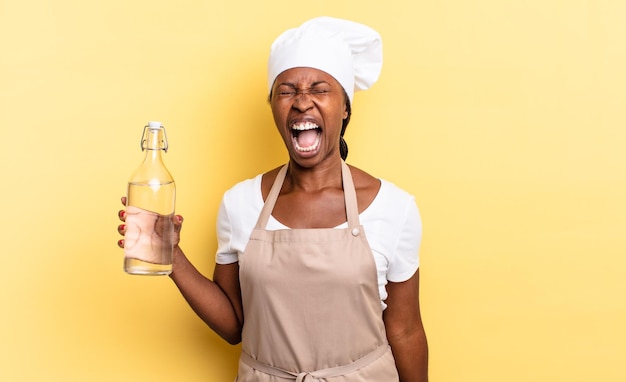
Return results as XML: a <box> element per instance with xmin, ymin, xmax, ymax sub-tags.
<box><xmin>276</xmin><ymin>81</ymin><xmax>331</xmax><ymax>88</ymax></box>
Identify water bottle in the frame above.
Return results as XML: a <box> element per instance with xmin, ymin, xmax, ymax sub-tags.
<box><xmin>124</xmin><ymin>121</ymin><xmax>176</xmax><ymax>275</ymax></box>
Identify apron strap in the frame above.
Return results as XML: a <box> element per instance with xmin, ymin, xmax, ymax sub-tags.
<box><xmin>254</xmin><ymin>161</ymin><xmax>360</xmax><ymax>229</ymax></box>
<box><xmin>255</xmin><ymin>163</ymin><xmax>288</xmax><ymax>229</ymax></box>
<box><xmin>340</xmin><ymin>161</ymin><xmax>360</xmax><ymax>228</ymax></box>
<box><xmin>240</xmin><ymin>344</ymin><xmax>389</xmax><ymax>381</ymax></box>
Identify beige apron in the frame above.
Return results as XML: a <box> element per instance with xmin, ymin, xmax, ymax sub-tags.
<box><xmin>236</xmin><ymin>161</ymin><xmax>399</xmax><ymax>381</ymax></box>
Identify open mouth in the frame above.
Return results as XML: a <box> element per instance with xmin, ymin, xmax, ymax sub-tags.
<box><xmin>291</xmin><ymin>121</ymin><xmax>321</xmax><ymax>152</ymax></box>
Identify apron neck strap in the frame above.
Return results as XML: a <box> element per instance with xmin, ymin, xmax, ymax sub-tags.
<box><xmin>255</xmin><ymin>161</ymin><xmax>360</xmax><ymax>229</ymax></box>
<box><xmin>340</xmin><ymin>161</ymin><xmax>360</xmax><ymax>227</ymax></box>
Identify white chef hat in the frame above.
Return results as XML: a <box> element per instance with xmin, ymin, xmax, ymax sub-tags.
<box><xmin>268</xmin><ymin>16</ymin><xmax>383</xmax><ymax>104</ymax></box>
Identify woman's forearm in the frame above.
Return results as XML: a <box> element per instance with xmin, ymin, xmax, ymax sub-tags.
<box><xmin>389</xmin><ymin>327</ymin><xmax>429</xmax><ymax>382</ymax></box>
<box><xmin>169</xmin><ymin>246</ymin><xmax>243</xmax><ymax>344</ymax></box>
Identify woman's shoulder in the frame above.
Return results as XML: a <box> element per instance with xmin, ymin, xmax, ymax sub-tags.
<box><xmin>363</xmin><ymin>177</ymin><xmax>421</xmax><ymax>237</ymax></box>
<box><xmin>377</xmin><ymin>178</ymin><xmax>415</xmax><ymax>201</ymax></box>
<box><xmin>220</xmin><ymin>173</ymin><xmax>266</xmax><ymax>228</ymax></box>
<box><xmin>259</xmin><ymin>165</ymin><xmax>284</xmax><ymax>200</ymax></box>
<box><xmin>353</xmin><ymin>168</ymin><xmax>416</xmax><ymax>217</ymax></box>
<box><xmin>223</xmin><ymin>172</ymin><xmax>263</xmax><ymax>204</ymax></box>
<box><xmin>348</xmin><ymin>164</ymin><xmax>416</xmax><ymax>210</ymax></box>
<box><xmin>347</xmin><ymin>164</ymin><xmax>378</xmax><ymax>187</ymax></box>
<box><xmin>346</xmin><ymin>164</ymin><xmax>382</xmax><ymax>213</ymax></box>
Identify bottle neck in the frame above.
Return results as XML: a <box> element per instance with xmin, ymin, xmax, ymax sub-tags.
<box><xmin>143</xmin><ymin>146</ymin><xmax>164</xmax><ymax>162</ymax></box>
<box><xmin>140</xmin><ymin>127</ymin><xmax>167</xmax><ymax>162</ymax></box>
<box><xmin>130</xmin><ymin>124</ymin><xmax>173</xmax><ymax>185</ymax></box>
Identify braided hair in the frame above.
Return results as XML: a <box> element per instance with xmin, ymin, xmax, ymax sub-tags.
<box><xmin>340</xmin><ymin>96</ymin><xmax>352</xmax><ymax>160</ymax></box>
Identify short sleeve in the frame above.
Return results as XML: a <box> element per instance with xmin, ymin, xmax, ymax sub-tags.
<box><xmin>214</xmin><ymin>175</ymin><xmax>264</xmax><ymax>265</ymax></box>
<box><xmin>386</xmin><ymin>197</ymin><xmax>422</xmax><ymax>282</ymax></box>
<box><xmin>215</xmin><ymin>198</ymin><xmax>239</xmax><ymax>264</ymax></box>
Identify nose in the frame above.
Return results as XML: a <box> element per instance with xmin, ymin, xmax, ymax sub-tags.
<box><xmin>292</xmin><ymin>91</ymin><xmax>314</xmax><ymax>112</ymax></box>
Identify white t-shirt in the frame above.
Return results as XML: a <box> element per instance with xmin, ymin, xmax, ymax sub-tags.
<box><xmin>215</xmin><ymin>173</ymin><xmax>422</xmax><ymax>309</ymax></box>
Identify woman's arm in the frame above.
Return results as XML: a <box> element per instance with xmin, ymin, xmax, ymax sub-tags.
<box><xmin>169</xmin><ymin>249</ymin><xmax>243</xmax><ymax>344</ymax></box>
<box><xmin>383</xmin><ymin>270</ymin><xmax>429</xmax><ymax>381</ymax></box>
<box><xmin>118</xmin><ymin>198</ymin><xmax>243</xmax><ymax>345</ymax></box>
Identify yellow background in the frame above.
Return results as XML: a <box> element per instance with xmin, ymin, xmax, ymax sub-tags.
<box><xmin>1</xmin><ymin>0</ymin><xmax>624</xmax><ymax>381</ymax></box>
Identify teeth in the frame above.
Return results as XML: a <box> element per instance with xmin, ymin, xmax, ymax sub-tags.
<box><xmin>291</xmin><ymin>121</ymin><xmax>319</xmax><ymax>131</ymax></box>
<box><xmin>294</xmin><ymin>138</ymin><xmax>320</xmax><ymax>152</ymax></box>
<box><xmin>291</xmin><ymin>122</ymin><xmax>321</xmax><ymax>152</ymax></box>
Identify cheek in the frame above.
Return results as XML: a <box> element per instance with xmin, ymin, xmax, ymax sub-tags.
<box><xmin>270</xmin><ymin>103</ymin><xmax>285</xmax><ymax>123</ymax></box>
<box><xmin>271</xmin><ymin>97</ymin><xmax>290</xmax><ymax>111</ymax></box>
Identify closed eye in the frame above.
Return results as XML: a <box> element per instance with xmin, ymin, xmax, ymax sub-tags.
<box><xmin>276</xmin><ymin>87</ymin><xmax>332</xmax><ymax>98</ymax></box>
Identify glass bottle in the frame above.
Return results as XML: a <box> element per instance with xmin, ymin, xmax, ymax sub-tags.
<box><xmin>124</xmin><ymin>121</ymin><xmax>176</xmax><ymax>275</ymax></box>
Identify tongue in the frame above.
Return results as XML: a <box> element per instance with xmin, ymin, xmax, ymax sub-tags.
<box><xmin>297</xmin><ymin>129</ymin><xmax>318</xmax><ymax>148</ymax></box>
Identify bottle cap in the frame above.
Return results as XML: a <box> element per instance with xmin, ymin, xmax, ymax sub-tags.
<box><xmin>148</xmin><ymin>121</ymin><xmax>162</xmax><ymax>128</ymax></box>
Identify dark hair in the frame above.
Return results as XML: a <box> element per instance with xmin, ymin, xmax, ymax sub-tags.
<box><xmin>268</xmin><ymin>89</ymin><xmax>352</xmax><ymax>160</ymax></box>
<box><xmin>339</xmin><ymin>97</ymin><xmax>351</xmax><ymax>160</ymax></box>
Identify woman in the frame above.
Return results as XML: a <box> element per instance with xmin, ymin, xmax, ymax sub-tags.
<box><xmin>118</xmin><ymin>16</ymin><xmax>428</xmax><ymax>381</ymax></box>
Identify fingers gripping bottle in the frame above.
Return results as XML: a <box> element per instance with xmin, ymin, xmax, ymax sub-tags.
<box><xmin>124</xmin><ymin>121</ymin><xmax>176</xmax><ymax>275</ymax></box>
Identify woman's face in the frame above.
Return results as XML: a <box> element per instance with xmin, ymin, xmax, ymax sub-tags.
<box><xmin>270</xmin><ymin>67</ymin><xmax>348</xmax><ymax>168</ymax></box>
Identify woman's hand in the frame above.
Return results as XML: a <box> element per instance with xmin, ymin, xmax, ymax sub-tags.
<box><xmin>116</xmin><ymin>196</ymin><xmax>183</xmax><ymax>250</ymax></box>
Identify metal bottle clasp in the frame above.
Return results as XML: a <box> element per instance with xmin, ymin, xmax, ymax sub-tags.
<box><xmin>140</xmin><ymin>123</ymin><xmax>169</xmax><ymax>152</ymax></box>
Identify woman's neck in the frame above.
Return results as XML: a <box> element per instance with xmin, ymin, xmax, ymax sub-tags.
<box><xmin>285</xmin><ymin>158</ymin><xmax>343</xmax><ymax>193</ymax></box>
